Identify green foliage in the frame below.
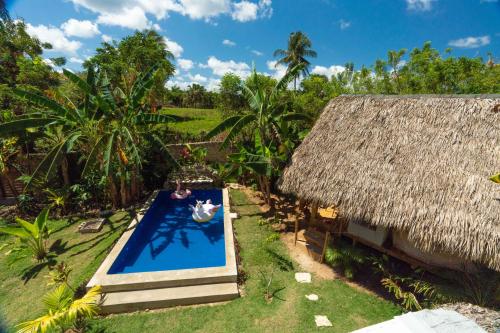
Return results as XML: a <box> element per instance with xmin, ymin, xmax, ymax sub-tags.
<box><xmin>370</xmin><ymin>255</ymin><xmax>452</xmax><ymax>310</ymax></box>
<box><xmin>265</xmin><ymin>232</ymin><xmax>280</xmax><ymax>243</ymax></box>
<box><xmin>0</xmin><ymin>207</ymin><xmax>51</xmax><ymax>261</ymax></box>
<box><xmin>183</xmin><ymin>83</ymin><xmax>215</xmax><ymax>109</ymax></box>
<box><xmin>46</xmin><ymin>261</ymin><xmax>72</xmax><ymax>287</ymax></box>
<box><xmin>324</xmin><ymin>241</ymin><xmax>367</xmax><ymax>279</ymax></box>
<box><xmin>0</xmin><ymin>19</ymin><xmax>60</xmax><ymax>117</ymax></box>
<box><xmin>1</xmin><ymin>65</ymin><xmax>179</xmax><ymax>207</ymax></box>
<box><xmin>84</xmin><ymin>30</ymin><xmax>175</xmax><ymax>112</ymax></box>
<box><xmin>218</xmin><ymin>73</ymin><xmax>246</xmax><ymax>114</ymax></box>
<box><xmin>489</xmin><ymin>173</ymin><xmax>500</xmax><ymax>184</ymax></box>
<box><xmin>181</xmin><ymin>144</ymin><xmax>208</xmax><ymax>165</ymax></box>
<box><xmin>16</xmin><ymin>284</ymin><xmax>101</xmax><ymax>333</ymax></box>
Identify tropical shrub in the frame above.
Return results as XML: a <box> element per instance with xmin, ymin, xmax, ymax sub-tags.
<box><xmin>16</xmin><ymin>284</ymin><xmax>101</xmax><ymax>333</ymax></box>
<box><xmin>0</xmin><ymin>65</ymin><xmax>179</xmax><ymax>208</ymax></box>
<box><xmin>324</xmin><ymin>240</ymin><xmax>367</xmax><ymax>279</ymax></box>
<box><xmin>0</xmin><ymin>207</ymin><xmax>50</xmax><ymax>261</ymax></box>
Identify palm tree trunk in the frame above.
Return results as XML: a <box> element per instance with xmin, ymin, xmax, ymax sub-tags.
<box><xmin>108</xmin><ymin>176</ymin><xmax>120</xmax><ymax>209</ymax></box>
<box><xmin>61</xmin><ymin>155</ymin><xmax>71</xmax><ymax>186</ymax></box>
<box><xmin>2</xmin><ymin>168</ymin><xmax>18</xmax><ymax>197</ymax></box>
<box><xmin>120</xmin><ymin>176</ymin><xmax>128</xmax><ymax>207</ymax></box>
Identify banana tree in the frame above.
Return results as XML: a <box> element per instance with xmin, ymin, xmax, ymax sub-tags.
<box><xmin>205</xmin><ymin>64</ymin><xmax>311</xmax><ymax>149</ymax></box>
<box><xmin>0</xmin><ymin>66</ymin><xmax>104</xmax><ymax>189</ymax></box>
<box><xmin>79</xmin><ymin>66</ymin><xmax>180</xmax><ymax>207</ymax></box>
<box><xmin>0</xmin><ymin>207</ymin><xmax>50</xmax><ymax>261</ymax></box>
<box><xmin>227</xmin><ymin>131</ymin><xmax>285</xmax><ymax>205</ymax></box>
<box><xmin>0</xmin><ymin>65</ymin><xmax>178</xmax><ymax>207</ymax></box>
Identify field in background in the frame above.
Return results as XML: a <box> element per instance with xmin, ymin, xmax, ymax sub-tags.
<box><xmin>161</xmin><ymin>108</ymin><xmax>223</xmax><ymax>136</ymax></box>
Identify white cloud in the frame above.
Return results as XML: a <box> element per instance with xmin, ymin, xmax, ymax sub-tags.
<box><xmin>69</xmin><ymin>57</ymin><xmax>84</xmax><ymax>64</ymax></box>
<box><xmin>166</xmin><ymin>73</ymin><xmax>220</xmax><ymax>91</ymax></box>
<box><xmin>177</xmin><ymin>58</ymin><xmax>194</xmax><ymax>71</ymax></box>
<box><xmin>207</xmin><ymin>78</ymin><xmax>221</xmax><ymax>91</ymax></box>
<box><xmin>164</xmin><ymin>37</ymin><xmax>183</xmax><ymax>57</ymax></box>
<box><xmin>448</xmin><ymin>35</ymin><xmax>490</xmax><ymax>48</ymax></box>
<box><xmin>201</xmin><ymin>56</ymin><xmax>251</xmax><ymax>77</ymax></box>
<box><xmin>187</xmin><ymin>73</ymin><xmax>208</xmax><ymax>83</ymax></box>
<box><xmin>178</xmin><ymin>0</ymin><xmax>231</xmax><ymax>20</ymax></box>
<box><xmin>97</xmin><ymin>6</ymin><xmax>152</xmax><ymax>30</ymax></box>
<box><xmin>26</xmin><ymin>23</ymin><xmax>82</xmax><ymax>54</ymax></box>
<box><xmin>223</xmin><ymin>39</ymin><xmax>236</xmax><ymax>46</ymax></box>
<box><xmin>251</xmin><ymin>50</ymin><xmax>263</xmax><ymax>56</ymax></box>
<box><xmin>339</xmin><ymin>19</ymin><xmax>351</xmax><ymax>30</ymax></box>
<box><xmin>406</xmin><ymin>0</ymin><xmax>434</xmax><ymax>11</ymax></box>
<box><xmin>61</xmin><ymin>19</ymin><xmax>100</xmax><ymax>38</ymax></box>
<box><xmin>102</xmin><ymin>34</ymin><xmax>112</xmax><ymax>42</ymax></box>
<box><xmin>266</xmin><ymin>60</ymin><xmax>287</xmax><ymax>79</ymax></box>
<box><xmin>231</xmin><ymin>1</ymin><xmax>259</xmax><ymax>22</ymax></box>
<box><xmin>137</xmin><ymin>0</ymin><xmax>183</xmax><ymax>20</ymax></box>
<box><xmin>311</xmin><ymin>65</ymin><xmax>345</xmax><ymax>78</ymax></box>
<box><xmin>69</xmin><ymin>0</ymin><xmax>272</xmax><ymax>25</ymax></box>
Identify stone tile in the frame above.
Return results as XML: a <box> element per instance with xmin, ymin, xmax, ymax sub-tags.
<box><xmin>305</xmin><ymin>294</ymin><xmax>319</xmax><ymax>301</ymax></box>
<box><xmin>315</xmin><ymin>315</ymin><xmax>332</xmax><ymax>327</ymax></box>
<box><xmin>295</xmin><ymin>272</ymin><xmax>312</xmax><ymax>283</ymax></box>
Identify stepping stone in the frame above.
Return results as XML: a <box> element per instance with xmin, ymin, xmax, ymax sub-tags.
<box><xmin>314</xmin><ymin>315</ymin><xmax>332</xmax><ymax>327</ymax></box>
<box><xmin>229</xmin><ymin>212</ymin><xmax>238</xmax><ymax>219</ymax></box>
<box><xmin>295</xmin><ymin>272</ymin><xmax>311</xmax><ymax>283</ymax></box>
<box><xmin>305</xmin><ymin>294</ymin><xmax>319</xmax><ymax>301</ymax></box>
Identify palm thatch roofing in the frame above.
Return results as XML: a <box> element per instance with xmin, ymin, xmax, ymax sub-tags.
<box><xmin>279</xmin><ymin>95</ymin><xmax>500</xmax><ymax>271</ymax></box>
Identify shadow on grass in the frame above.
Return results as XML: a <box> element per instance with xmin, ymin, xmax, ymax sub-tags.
<box><xmin>22</xmin><ymin>255</ymin><xmax>57</xmax><ymax>284</ymax></box>
<box><xmin>49</xmin><ymin>239</ymin><xmax>68</xmax><ymax>255</ymax></box>
<box><xmin>68</xmin><ymin>226</ymin><xmax>125</xmax><ymax>258</ymax></box>
<box><xmin>0</xmin><ymin>311</ymin><xmax>8</xmax><ymax>333</ymax></box>
<box><xmin>265</xmin><ymin>248</ymin><xmax>294</xmax><ymax>272</ymax></box>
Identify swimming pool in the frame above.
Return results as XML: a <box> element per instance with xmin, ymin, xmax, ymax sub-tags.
<box><xmin>87</xmin><ymin>188</ymin><xmax>238</xmax><ymax>313</ymax></box>
<box><xmin>108</xmin><ymin>189</ymin><xmax>226</xmax><ymax>274</ymax></box>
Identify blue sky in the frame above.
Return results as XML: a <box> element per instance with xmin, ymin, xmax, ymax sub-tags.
<box><xmin>7</xmin><ymin>0</ymin><xmax>500</xmax><ymax>90</ymax></box>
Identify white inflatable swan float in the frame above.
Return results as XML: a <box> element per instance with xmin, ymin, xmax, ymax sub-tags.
<box><xmin>189</xmin><ymin>199</ymin><xmax>221</xmax><ymax>223</ymax></box>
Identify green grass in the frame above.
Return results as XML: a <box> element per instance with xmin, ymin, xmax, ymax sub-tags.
<box><xmin>0</xmin><ymin>191</ymin><xmax>400</xmax><ymax>332</ymax></box>
<box><xmin>161</xmin><ymin>107</ymin><xmax>222</xmax><ymax>136</ymax></box>
<box><xmin>0</xmin><ymin>212</ymin><xmax>132</xmax><ymax>332</ymax></box>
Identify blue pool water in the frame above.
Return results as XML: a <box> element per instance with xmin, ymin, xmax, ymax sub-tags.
<box><xmin>108</xmin><ymin>189</ymin><xmax>226</xmax><ymax>274</ymax></box>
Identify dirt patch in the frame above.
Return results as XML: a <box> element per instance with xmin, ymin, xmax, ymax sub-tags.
<box><xmin>282</xmin><ymin>231</ymin><xmax>338</xmax><ymax>280</ymax></box>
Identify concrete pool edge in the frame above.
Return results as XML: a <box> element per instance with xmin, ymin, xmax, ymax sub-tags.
<box><xmin>87</xmin><ymin>188</ymin><xmax>237</xmax><ymax>293</ymax></box>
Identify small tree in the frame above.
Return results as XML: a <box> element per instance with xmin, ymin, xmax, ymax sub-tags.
<box><xmin>16</xmin><ymin>284</ymin><xmax>102</xmax><ymax>333</ymax></box>
<box><xmin>0</xmin><ymin>207</ymin><xmax>51</xmax><ymax>261</ymax></box>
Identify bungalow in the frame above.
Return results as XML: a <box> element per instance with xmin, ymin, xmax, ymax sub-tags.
<box><xmin>279</xmin><ymin>95</ymin><xmax>500</xmax><ymax>272</ymax></box>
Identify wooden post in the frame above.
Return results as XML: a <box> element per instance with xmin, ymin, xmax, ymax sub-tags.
<box><xmin>310</xmin><ymin>201</ymin><xmax>319</xmax><ymax>226</ymax></box>
<box><xmin>294</xmin><ymin>219</ymin><xmax>299</xmax><ymax>245</ymax></box>
<box><xmin>320</xmin><ymin>231</ymin><xmax>331</xmax><ymax>264</ymax></box>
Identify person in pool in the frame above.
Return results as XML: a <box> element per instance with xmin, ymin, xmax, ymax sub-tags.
<box><xmin>170</xmin><ymin>180</ymin><xmax>191</xmax><ymax>200</ymax></box>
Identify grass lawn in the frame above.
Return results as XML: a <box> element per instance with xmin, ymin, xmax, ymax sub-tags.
<box><xmin>0</xmin><ymin>190</ymin><xmax>400</xmax><ymax>332</ymax></box>
<box><xmin>161</xmin><ymin>107</ymin><xmax>222</xmax><ymax>136</ymax></box>
<box><xmin>0</xmin><ymin>212</ymin><xmax>132</xmax><ymax>332</ymax></box>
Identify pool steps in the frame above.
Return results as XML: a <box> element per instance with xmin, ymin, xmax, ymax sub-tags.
<box><xmin>100</xmin><ymin>282</ymin><xmax>239</xmax><ymax>314</ymax></box>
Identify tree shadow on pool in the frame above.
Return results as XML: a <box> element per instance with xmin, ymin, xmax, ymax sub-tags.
<box><xmin>145</xmin><ymin>220</ymin><xmax>224</xmax><ymax>260</ymax></box>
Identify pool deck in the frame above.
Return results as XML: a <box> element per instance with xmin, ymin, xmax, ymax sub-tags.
<box><xmin>87</xmin><ymin>188</ymin><xmax>239</xmax><ymax>313</ymax></box>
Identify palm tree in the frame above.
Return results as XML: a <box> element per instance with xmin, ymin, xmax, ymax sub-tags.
<box><xmin>16</xmin><ymin>284</ymin><xmax>101</xmax><ymax>333</ymax></box>
<box><xmin>273</xmin><ymin>31</ymin><xmax>317</xmax><ymax>90</ymax></box>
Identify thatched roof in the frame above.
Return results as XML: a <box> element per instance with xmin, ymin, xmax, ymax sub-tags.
<box><xmin>279</xmin><ymin>95</ymin><xmax>500</xmax><ymax>271</ymax></box>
